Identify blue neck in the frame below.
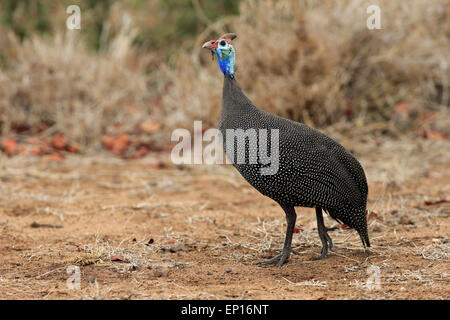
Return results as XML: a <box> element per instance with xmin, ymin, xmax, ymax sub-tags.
<box><xmin>216</xmin><ymin>48</ymin><xmax>235</xmax><ymax>78</ymax></box>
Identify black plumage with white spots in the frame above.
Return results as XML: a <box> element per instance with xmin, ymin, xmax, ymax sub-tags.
<box><xmin>203</xmin><ymin>33</ymin><xmax>370</xmax><ymax>267</ymax></box>
<box><xmin>219</xmin><ymin>78</ymin><xmax>370</xmax><ymax>262</ymax></box>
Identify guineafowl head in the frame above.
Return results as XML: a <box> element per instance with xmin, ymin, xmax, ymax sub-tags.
<box><xmin>202</xmin><ymin>33</ymin><xmax>237</xmax><ymax>78</ymax></box>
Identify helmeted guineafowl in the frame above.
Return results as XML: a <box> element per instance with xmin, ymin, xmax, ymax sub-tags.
<box><xmin>202</xmin><ymin>33</ymin><xmax>370</xmax><ymax>267</ymax></box>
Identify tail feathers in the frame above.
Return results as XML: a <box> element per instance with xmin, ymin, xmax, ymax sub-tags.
<box><xmin>358</xmin><ymin>229</ymin><xmax>371</xmax><ymax>248</ymax></box>
<box><xmin>326</xmin><ymin>207</ymin><xmax>370</xmax><ymax>248</ymax></box>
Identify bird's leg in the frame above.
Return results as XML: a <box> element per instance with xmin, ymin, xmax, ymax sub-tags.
<box><xmin>314</xmin><ymin>207</ymin><xmax>334</xmax><ymax>260</ymax></box>
<box><xmin>257</xmin><ymin>204</ymin><xmax>297</xmax><ymax>267</ymax></box>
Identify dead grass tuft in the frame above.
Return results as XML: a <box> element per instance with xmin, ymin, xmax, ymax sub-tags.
<box><xmin>416</xmin><ymin>243</ymin><xmax>449</xmax><ymax>261</ymax></box>
<box><xmin>0</xmin><ymin>29</ymin><xmax>153</xmax><ymax>147</ymax></box>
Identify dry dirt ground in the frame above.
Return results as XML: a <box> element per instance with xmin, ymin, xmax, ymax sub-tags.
<box><xmin>0</xmin><ymin>137</ymin><xmax>448</xmax><ymax>299</ymax></box>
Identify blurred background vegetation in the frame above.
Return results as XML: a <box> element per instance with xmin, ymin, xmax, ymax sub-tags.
<box><xmin>0</xmin><ymin>0</ymin><xmax>239</xmax><ymax>63</ymax></box>
<box><xmin>0</xmin><ymin>0</ymin><xmax>448</xmax><ymax>156</ymax></box>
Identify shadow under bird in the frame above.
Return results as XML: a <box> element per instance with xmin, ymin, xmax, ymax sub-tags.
<box><xmin>202</xmin><ymin>33</ymin><xmax>370</xmax><ymax>267</ymax></box>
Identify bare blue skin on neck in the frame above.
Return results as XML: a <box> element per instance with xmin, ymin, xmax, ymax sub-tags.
<box><xmin>216</xmin><ymin>45</ymin><xmax>235</xmax><ymax>78</ymax></box>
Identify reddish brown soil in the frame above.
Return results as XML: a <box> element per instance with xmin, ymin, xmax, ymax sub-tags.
<box><xmin>0</xmin><ymin>139</ymin><xmax>448</xmax><ymax>299</ymax></box>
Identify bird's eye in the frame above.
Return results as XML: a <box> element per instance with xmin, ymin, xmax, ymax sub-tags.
<box><xmin>220</xmin><ymin>40</ymin><xmax>226</xmax><ymax>46</ymax></box>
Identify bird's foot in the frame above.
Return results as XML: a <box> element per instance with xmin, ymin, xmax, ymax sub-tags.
<box><xmin>314</xmin><ymin>228</ymin><xmax>334</xmax><ymax>260</ymax></box>
<box><xmin>256</xmin><ymin>248</ymin><xmax>298</xmax><ymax>268</ymax></box>
<box><xmin>314</xmin><ymin>246</ymin><xmax>329</xmax><ymax>260</ymax></box>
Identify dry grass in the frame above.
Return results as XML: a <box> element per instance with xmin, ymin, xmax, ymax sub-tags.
<box><xmin>162</xmin><ymin>0</ymin><xmax>449</xmax><ymax>131</ymax></box>
<box><xmin>416</xmin><ymin>243</ymin><xmax>449</xmax><ymax>261</ymax></box>
<box><xmin>0</xmin><ymin>28</ymin><xmax>153</xmax><ymax>147</ymax></box>
<box><xmin>0</xmin><ymin>0</ymin><xmax>449</xmax><ymax>149</ymax></box>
